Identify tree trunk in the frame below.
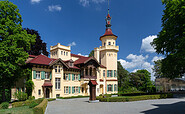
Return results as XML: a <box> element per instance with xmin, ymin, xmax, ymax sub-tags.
<box><xmin>2</xmin><ymin>85</ymin><xmax>6</xmax><ymax>102</ymax></box>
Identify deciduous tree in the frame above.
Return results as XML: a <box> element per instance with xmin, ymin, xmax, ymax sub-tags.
<box><xmin>0</xmin><ymin>1</ymin><xmax>35</xmax><ymax>101</ymax></box>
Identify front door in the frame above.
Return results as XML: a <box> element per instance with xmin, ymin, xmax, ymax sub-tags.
<box><xmin>46</xmin><ymin>88</ymin><xmax>50</xmax><ymax>98</ymax></box>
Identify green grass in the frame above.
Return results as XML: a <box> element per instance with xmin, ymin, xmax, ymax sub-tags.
<box><xmin>57</xmin><ymin>95</ymin><xmax>89</xmax><ymax>99</ymax></box>
<box><xmin>0</xmin><ymin>106</ymin><xmax>33</xmax><ymax>114</ymax></box>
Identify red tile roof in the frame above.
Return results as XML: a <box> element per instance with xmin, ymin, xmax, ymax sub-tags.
<box><xmin>74</xmin><ymin>57</ymin><xmax>91</xmax><ymax>65</ymax></box>
<box><xmin>100</xmin><ymin>64</ymin><xmax>106</xmax><ymax>68</ymax></box>
<box><xmin>42</xmin><ymin>81</ymin><xmax>53</xmax><ymax>87</ymax></box>
<box><xmin>29</xmin><ymin>55</ymin><xmax>37</xmax><ymax>58</ymax></box>
<box><xmin>71</xmin><ymin>54</ymin><xmax>86</xmax><ymax>58</ymax></box>
<box><xmin>90</xmin><ymin>80</ymin><xmax>98</xmax><ymax>85</ymax></box>
<box><xmin>69</xmin><ymin>66</ymin><xmax>80</xmax><ymax>70</ymax></box>
<box><xmin>28</xmin><ymin>54</ymin><xmax>56</xmax><ymax>65</ymax></box>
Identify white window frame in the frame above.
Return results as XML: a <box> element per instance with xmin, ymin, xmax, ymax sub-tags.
<box><xmin>61</xmin><ymin>51</ymin><xmax>63</xmax><ymax>55</ymax></box>
<box><xmin>55</xmin><ymin>78</ymin><xmax>61</xmax><ymax>90</ymax></box>
<box><xmin>108</xmin><ymin>84</ymin><xmax>112</xmax><ymax>91</ymax></box>
<box><xmin>74</xmin><ymin>86</ymin><xmax>78</xmax><ymax>93</ymax></box>
<box><xmin>74</xmin><ymin>74</ymin><xmax>78</xmax><ymax>81</ymax></box>
<box><xmin>64</xmin><ymin>74</ymin><xmax>69</xmax><ymax>80</ymax></box>
<box><xmin>64</xmin><ymin>86</ymin><xmax>69</xmax><ymax>94</ymax></box>
<box><xmin>45</xmin><ymin>72</ymin><xmax>49</xmax><ymax>79</ymax></box>
<box><xmin>66</xmin><ymin>52</ymin><xmax>68</xmax><ymax>56</ymax></box>
<box><xmin>36</xmin><ymin>71</ymin><xmax>40</xmax><ymax>79</ymax></box>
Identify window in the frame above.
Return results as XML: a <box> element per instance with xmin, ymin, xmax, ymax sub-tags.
<box><xmin>61</xmin><ymin>51</ymin><xmax>63</xmax><ymax>55</ymax></box>
<box><xmin>114</xmin><ymin>84</ymin><xmax>117</xmax><ymax>91</ymax></box>
<box><xmin>113</xmin><ymin>42</ymin><xmax>114</xmax><ymax>44</ymax></box>
<box><xmin>74</xmin><ymin>87</ymin><xmax>78</xmax><ymax>93</ymax></box>
<box><xmin>64</xmin><ymin>51</ymin><xmax>65</xmax><ymax>55</ymax></box>
<box><xmin>74</xmin><ymin>74</ymin><xmax>78</xmax><ymax>81</ymax></box>
<box><xmin>58</xmin><ymin>66</ymin><xmax>61</xmax><ymax>73</ymax></box>
<box><xmin>56</xmin><ymin>94</ymin><xmax>60</xmax><ymax>98</ymax></box>
<box><xmin>70</xmin><ymin>62</ymin><xmax>73</xmax><ymax>67</ymax></box>
<box><xmin>85</xmin><ymin>68</ymin><xmax>88</xmax><ymax>76</ymax></box>
<box><xmin>108</xmin><ymin>42</ymin><xmax>111</xmax><ymax>45</ymax></box>
<box><xmin>108</xmin><ymin>70</ymin><xmax>111</xmax><ymax>77</ymax></box>
<box><xmin>36</xmin><ymin>71</ymin><xmax>40</xmax><ymax>79</ymax></box>
<box><xmin>104</xmin><ymin>42</ymin><xmax>106</xmax><ymax>46</ymax></box>
<box><xmin>55</xmin><ymin>78</ymin><xmax>61</xmax><ymax>90</ymax></box>
<box><xmin>103</xmin><ymin>70</ymin><xmax>105</xmax><ymax>77</ymax></box>
<box><xmin>45</xmin><ymin>72</ymin><xmax>49</xmax><ymax>79</ymax></box>
<box><xmin>108</xmin><ymin>84</ymin><xmax>112</xmax><ymax>91</ymax></box>
<box><xmin>63</xmin><ymin>74</ymin><xmax>69</xmax><ymax>80</ymax></box>
<box><xmin>114</xmin><ymin>70</ymin><xmax>117</xmax><ymax>77</ymax></box>
<box><xmin>64</xmin><ymin>86</ymin><xmax>69</xmax><ymax>94</ymax></box>
<box><xmin>38</xmin><ymin>89</ymin><xmax>41</xmax><ymax>95</ymax></box>
<box><xmin>66</xmin><ymin>52</ymin><xmax>68</xmax><ymax>56</ymax></box>
<box><xmin>55</xmin><ymin>66</ymin><xmax>57</xmax><ymax>73</ymax></box>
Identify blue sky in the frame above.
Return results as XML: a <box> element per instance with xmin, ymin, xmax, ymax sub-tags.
<box><xmin>9</xmin><ymin>0</ymin><xmax>165</xmax><ymax>80</ymax></box>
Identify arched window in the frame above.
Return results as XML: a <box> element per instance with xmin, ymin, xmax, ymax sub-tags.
<box><xmin>108</xmin><ymin>84</ymin><xmax>112</xmax><ymax>91</ymax></box>
<box><xmin>85</xmin><ymin>68</ymin><xmax>88</xmax><ymax>76</ymax></box>
<box><xmin>90</xmin><ymin>68</ymin><xmax>92</xmax><ymax>76</ymax></box>
<box><xmin>104</xmin><ymin>42</ymin><xmax>106</xmax><ymax>46</ymax></box>
<box><xmin>108</xmin><ymin>42</ymin><xmax>111</xmax><ymax>45</ymax></box>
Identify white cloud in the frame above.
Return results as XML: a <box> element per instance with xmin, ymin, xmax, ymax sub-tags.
<box><xmin>78</xmin><ymin>53</ymin><xmax>88</xmax><ymax>57</ymax></box>
<box><xmin>79</xmin><ymin>0</ymin><xmax>90</xmax><ymax>7</ymax></box>
<box><xmin>48</xmin><ymin>5</ymin><xmax>62</xmax><ymax>12</ymax></box>
<box><xmin>152</xmin><ymin>56</ymin><xmax>164</xmax><ymax>62</ymax></box>
<box><xmin>68</xmin><ymin>42</ymin><xmax>76</xmax><ymax>47</ymax></box>
<box><xmin>79</xmin><ymin>0</ymin><xmax>105</xmax><ymax>7</ymax></box>
<box><xmin>141</xmin><ymin>35</ymin><xmax>157</xmax><ymax>53</ymax></box>
<box><xmin>31</xmin><ymin>0</ymin><xmax>41</xmax><ymax>4</ymax></box>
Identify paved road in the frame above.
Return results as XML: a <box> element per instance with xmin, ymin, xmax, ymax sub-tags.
<box><xmin>46</xmin><ymin>98</ymin><xmax>185</xmax><ymax>114</ymax></box>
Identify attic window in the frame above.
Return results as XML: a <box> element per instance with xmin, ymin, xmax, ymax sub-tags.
<box><xmin>70</xmin><ymin>62</ymin><xmax>73</xmax><ymax>67</ymax></box>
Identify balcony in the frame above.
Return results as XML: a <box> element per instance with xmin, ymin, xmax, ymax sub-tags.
<box><xmin>99</xmin><ymin>45</ymin><xmax>119</xmax><ymax>51</ymax></box>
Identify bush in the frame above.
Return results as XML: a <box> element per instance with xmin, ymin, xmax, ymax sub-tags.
<box><xmin>57</xmin><ymin>95</ymin><xmax>89</xmax><ymax>99</ymax></box>
<box><xmin>48</xmin><ymin>98</ymin><xmax>56</xmax><ymax>102</ymax></box>
<box><xmin>14</xmin><ymin>91</ymin><xmax>28</xmax><ymax>101</ymax></box>
<box><xmin>29</xmin><ymin>101</ymin><xmax>38</xmax><ymax>108</ymax></box>
<box><xmin>28</xmin><ymin>96</ymin><xmax>35</xmax><ymax>100</ymax></box>
<box><xmin>102</xmin><ymin>94</ymin><xmax>112</xmax><ymax>98</ymax></box>
<box><xmin>0</xmin><ymin>102</ymin><xmax>9</xmax><ymax>109</ymax></box>
<box><xmin>33</xmin><ymin>99</ymin><xmax>48</xmax><ymax>114</ymax></box>
<box><xmin>12</xmin><ymin>98</ymin><xmax>44</xmax><ymax>108</ymax></box>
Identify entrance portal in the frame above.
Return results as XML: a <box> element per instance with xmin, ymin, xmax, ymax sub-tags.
<box><xmin>46</xmin><ymin>88</ymin><xmax>50</xmax><ymax>98</ymax></box>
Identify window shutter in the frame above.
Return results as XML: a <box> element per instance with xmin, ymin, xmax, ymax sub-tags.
<box><xmin>50</xmin><ymin>72</ymin><xmax>52</xmax><ymax>80</ymax></box>
<box><xmin>69</xmin><ymin>73</ymin><xmax>71</xmax><ymax>80</ymax></box>
<box><xmin>114</xmin><ymin>84</ymin><xmax>116</xmax><ymax>91</ymax></box>
<box><xmin>69</xmin><ymin>86</ymin><xmax>71</xmax><ymax>94</ymax></box>
<box><xmin>116</xmin><ymin>70</ymin><xmax>117</xmax><ymax>77</ymax></box>
<box><xmin>114</xmin><ymin>70</ymin><xmax>115</xmax><ymax>77</ymax></box>
<box><xmin>111</xmin><ymin>70</ymin><xmax>113</xmax><ymax>77</ymax></box>
<box><xmin>41</xmin><ymin>71</ymin><xmax>44</xmax><ymax>79</ymax></box>
<box><xmin>107</xmin><ymin>70</ymin><xmax>109</xmax><ymax>77</ymax></box>
<box><xmin>78</xmin><ymin>74</ymin><xmax>80</xmax><ymax>81</ymax></box>
<box><xmin>111</xmin><ymin>85</ymin><xmax>113</xmax><ymax>91</ymax></box>
<box><xmin>33</xmin><ymin>71</ymin><xmax>36</xmax><ymax>79</ymax></box>
<box><xmin>72</xmin><ymin>74</ymin><xmax>74</xmax><ymax>81</ymax></box>
<box><xmin>72</xmin><ymin>87</ymin><xmax>74</xmax><ymax>93</ymax></box>
<box><xmin>107</xmin><ymin>85</ymin><xmax>108</xmax><ymax>92</ymax></box>
<box><xmin>78</xmin><ymin>87</ymin><xmax>80</xmax><ymax>93</ymax></box>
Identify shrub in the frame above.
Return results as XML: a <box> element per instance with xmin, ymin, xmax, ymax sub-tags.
<box><xmin>0</xmin><ymin>102</ymin><xmax>9</xmax><ymax>109</ymax></box>
<box><xmin>14</xmin><ymin>91</ymin><xmax>28</xmax><ymax>101</ymax></box>
<box><xmin>33</xmin><ymin>99</ymin><xmax>48</xmax><ymax>114</ymax></box>
<box><xmin>57</xmin><ymin>95</ymin><xmax>89</xmax><ymax>99</ymax></box>
<box><xmin>28</xmin><ymin>96</ymin><xmax>35</xmax><ymax>100</ymax></box>
<box><xmin>102</xmin><ymin>94</ymin><xmax>112</xmax><ymax>98</ymax></box>
<box><xmin>48</xmin><ymin>98</ymin><xmax>56</xmax><ymax>102</ymax></box>
<box><xmin>12</xmin><ymin>101</ymin><xmax>24</xmax><ymax>108</ymax></box>
<box><xmin>29</xmin><ymin>101</ymin><xmax>38</xmax><ymax>108</ymax></box>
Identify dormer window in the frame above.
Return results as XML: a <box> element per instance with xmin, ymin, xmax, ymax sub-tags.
<box><xmin>108</xmin><ymin>42</ymin><xmax>111</xmax><ymax>45</ymax></box>
<box><xmin>70</xmin><ymin>62</ymin><xmax>73</xmax><ymax>67</ymax></box>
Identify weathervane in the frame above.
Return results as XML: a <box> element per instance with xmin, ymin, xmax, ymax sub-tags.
<box><xmin>108</xmin><ymin>0</ymin><xmax>110</xmax><ymax>14</ymax></box>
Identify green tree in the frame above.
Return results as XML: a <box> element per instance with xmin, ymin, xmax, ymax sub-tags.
<box><xmin>151</xmin><ymin>0</ymin><xmax>185</xmax><ymax>79</ymax></box>
<box><xmin>153</xmin><ymin>60</ymin><xmax>163</xmax><ymax>78</ymax></box>
<box><xmin>0</xmin><ymin>1</ymin><xmax>35</xmax><ymax>101</ymax></box>
<box><xmin>136</xmin><ymin>70</ymin><xmax>155</xmax><ymax>93</ymax></box>
<box><xmin>88</xmin><ymin>50</ymin><xmax>94</xmax><ymax>57</ymax></box>
<box><xmin>117</xmin><ymin>61</ymin><xmax>130</xmax><ymax>91</ymax></box>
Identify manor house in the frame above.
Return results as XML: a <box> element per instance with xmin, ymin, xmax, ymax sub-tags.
<box><xmin>11</xmin><ymin>11</ymin><xmax>119</xmax><ymax>99</ymax></box>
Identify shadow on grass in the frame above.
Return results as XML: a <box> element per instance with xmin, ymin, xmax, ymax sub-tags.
<box><xmin>141</xmin><ymin>101</ymin><xmax>185</xmax><ymax>114</ymax></box>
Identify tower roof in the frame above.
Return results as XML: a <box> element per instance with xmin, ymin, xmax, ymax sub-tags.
<box><xmin>100</xmin><ymin>10</ymin><xmax>117</xmax><ymax>40</ymax></box>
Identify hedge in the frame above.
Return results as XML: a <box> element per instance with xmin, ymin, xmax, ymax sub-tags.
<box><xmin>96</xmin><ymin>93</ymin><xmax>173</xmax><ymax>102</ymax></box>
<box><xmin>12</xmin><ymin>98</ymin><xmax>44</xmax><ymax>108</ymax></box>
<box><xmin>33</xmin><ymin>99</ymin><xmax>48</xmax><ymax>114</ymax></box>
<box><xmin>57</xmin><ymin>95</ymin><xmax>89</xmax><ymax>99</ymax></box>
<box><xmin>48</xmin><ymin>98</ymin><xmax>56</xmax><ymax>102</ymax></box>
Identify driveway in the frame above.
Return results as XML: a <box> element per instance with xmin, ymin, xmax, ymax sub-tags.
<box><xmin>46</xmin><ymin>98</ymin><xmax>185</xmax><ymax>114</ymax></box>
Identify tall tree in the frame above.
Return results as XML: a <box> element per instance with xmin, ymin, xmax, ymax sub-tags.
<box><xmin>117</xmin><ymin>61</ymin><xmax>130</xmax><ymax>91</ymax></box>
<box><xmin>0</xmin><ymin>1</ymin><xmax>35</xmax><ymax>101</ymax></box>
<box><xmin>153</xmin><ymin>60</ymin><xmax>163</xmax><ymax>78</ymax></box>
<box><xmin>89</xmin><ymin>50</ymin><xmax>94</xmax><ymax>57</ymax></box>
<box><xmin>151</xmin><ymin>0</ymin><xmax>185</xmax><ymax>79</ymax></box>
<box><xmin>24</xmin><ymin>28</ymin><xmax>49</xmax><ymax>56</ymax></box>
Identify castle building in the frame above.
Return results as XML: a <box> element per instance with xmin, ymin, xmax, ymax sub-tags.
<box><xmin>11</xmin><ymin>10</ymin><xmax>119</xmax><ymax>99</ymax></box>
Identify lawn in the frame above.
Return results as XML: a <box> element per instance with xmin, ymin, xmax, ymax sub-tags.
<box><xmin>0</xmin><ymin>106</ymin><xmax>33</xmax><ymax>114</ymax></box>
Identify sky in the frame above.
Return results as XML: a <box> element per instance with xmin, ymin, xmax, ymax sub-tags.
<box><xmin>8</xmin><ymin>0</ymin><xmax>165</xmax><ymax>80</ymax></box>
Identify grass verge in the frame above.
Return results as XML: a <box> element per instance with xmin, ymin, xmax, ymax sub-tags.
<box><xmin>0</xmin><ymin>106</ymin><xmax>33</xmax><ymax>114</ymax></box>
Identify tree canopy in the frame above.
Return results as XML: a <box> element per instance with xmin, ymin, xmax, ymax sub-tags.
<box><xmin>153</xmin><ymin>60</ymin><xmax>164</xmax><ymax>78</ymax></box>
<box><xmin>151</xmin><ymin>0</ymin><xmax>185</xmax><ymax>79</ymax></box>
<box><xmin>0</xmin><ymin>1</ymin><xmax>35</xmax><ymax>101</ymax></box>
<box><xmin>88</xmin><ymin>50</ymin><xmax>94</xmax><ymax>57</ymax></box>
<box><xmin>24</xmin><ymin>28</ymin><xmax>49</xmax><ymax>56</ymax></box>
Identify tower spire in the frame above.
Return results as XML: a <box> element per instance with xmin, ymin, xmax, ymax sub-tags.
<box><xmin>108</xmin><ymin>0</ymin><xmax>110</xmax><ymax>14</ymax></box>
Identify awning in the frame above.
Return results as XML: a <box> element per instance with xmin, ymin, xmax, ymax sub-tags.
<box><xmin>89</xmin><ymin>80</ymin><xmax>98</xmax><ymax>85</ymax></box>
<box><xmin>42</xmin><ymin>81</ymin><xmax>53</xmax><ymax>87</ymax></box>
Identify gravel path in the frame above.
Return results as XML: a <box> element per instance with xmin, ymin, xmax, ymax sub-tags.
<box><xmin>46</xmin><ymin>98</ymin><xmax>185</xmax><ymax>114</ymax></box>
